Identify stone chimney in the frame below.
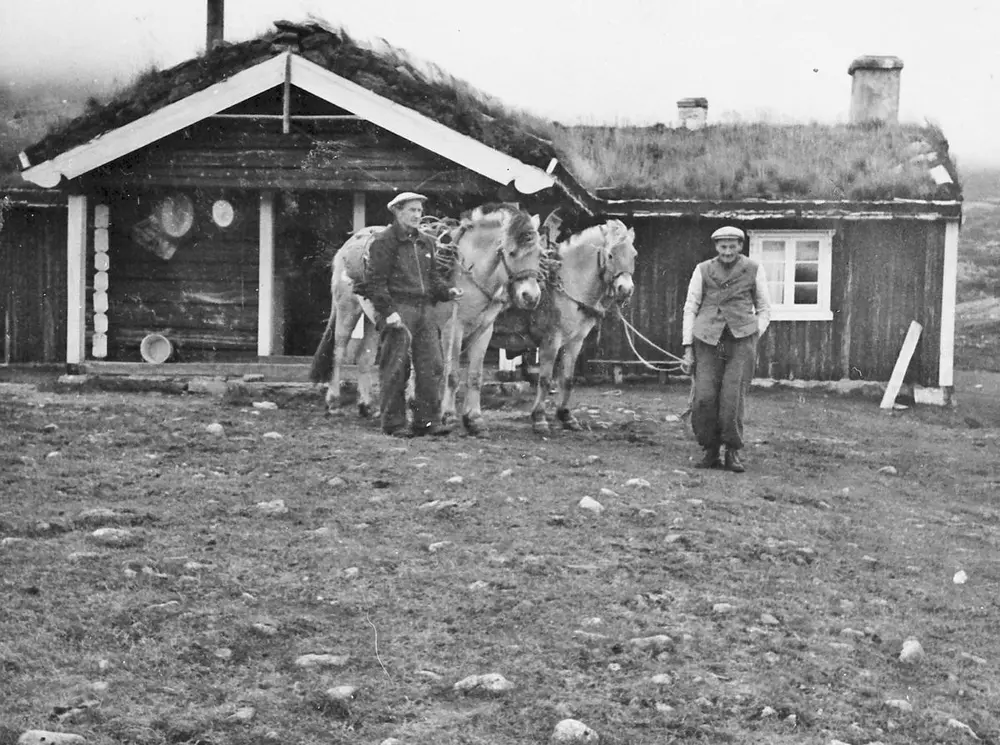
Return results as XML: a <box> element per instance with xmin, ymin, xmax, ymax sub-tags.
<box><xmin>677</xmin><ymin>98</ymin><xmax>708</xmax><ymax>130</ymax></box>
<box><xmin>206</xmin><ymin>0</ymin><xmax>225</xmax><ymax>51</ymax></box>
<box><xmin>848</xmin><ymin>55</ymin><xmax>903</xmax><ymax>124</ymax></box>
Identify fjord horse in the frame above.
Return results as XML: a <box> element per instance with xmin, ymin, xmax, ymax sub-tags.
<box><xmin>309</xmin><ymin>204</ymin><xmax>543</xmax><ymax>432</ymax></box>
<box><xmin>436</xmin><ymin>203</ymin><xmax>544</xmax><ymax>435</ymax></box>
<box><xmin>528</xmin><ymin>219</ymin><xmax>637</xmax><ymax>433</ymax></box>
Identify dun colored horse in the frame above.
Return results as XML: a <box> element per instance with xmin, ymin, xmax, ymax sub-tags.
<box><xmin>309</xmin><ymin>204</ymin><xmax>544</xmax><ymax>431</ymax></box>
<box><xmin>527</xmin><ymin>219</ymin><xmax>637</xmax><ymax>433</ymax></box>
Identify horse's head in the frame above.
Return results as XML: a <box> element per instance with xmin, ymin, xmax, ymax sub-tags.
<box><xmin>599</xmin><ymin>220</ymin><xmax>638</xmax><ymax>304</ymax></box>
<box><xmin>467</xmin><ymin>203</ymin><xmax>543</xmax><ymax>310</ymax></box>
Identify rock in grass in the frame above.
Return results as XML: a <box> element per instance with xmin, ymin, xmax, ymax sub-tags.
<box><xmin>254</xmin><ymin>499</ymin><xmax>288</xmax><ymax>516</ymax></box>
<box><xmin>327</xmin><ymin>476</ymin><xmax>347</xmax><ymax>489</ymax></box>
<box><xmin>877</xmin><ymin>465</ymin><xmax>898</xmax><ymax>476</ymax></box>
<box><xmin>650</xmin><ymin>674</ymin><xmax>672</xmax><ymax>685</ymax></box>
<box><xmin>325</xmin><ymin>685</ymin><xmax>357</xmax><ymax>701</ymax></box>
<box><xmin>625</xmin><ymin>478</ymin><xmax>651</xmax><ymax>488</ymax></box>
<box><xmin>87</xmin><ymin>528</ymin><xmax>141</xmax><ymax>548</ymax></box>
<box><xmin>578</xmin><ymin>496</ymin><xmax>604</xmax><ymax>514</ymax></box>
<box><xmin>18</xmin><ymin>733</ymin><xmax>87</xmax><ymax>745</ymax></box>
<box><xmin>445</xmin><ymin>475</ymin><xmax>464</xmax><ymax>486</ymax></box>
<box><xmin>760</xmin><ymin>613</ymin><xmax>780</xmax><ymax>626</ymax></box>
<box><xmin>899</xmin><ymin>638</ymin><xmax>924</xmax><ymax>664</ymax></box>
<box><xmin>551</xmin><ymin>719</ymin><xmax>599</xmax><ymax>743</ymax></box>
<box><xmin>629</xmin><ymin>635</ymin><xmax>673</xmax><ymax>652</ymax></box>
<box><xmin>252</xmin><ymin>401</ymin><xmax>278</xmax><ymax>410</ymax></box>
<box><xmin>884</xmin><ymin>699</ymin><xmax>913</xmax><ymax>712</ymax></box>
<box><xmin>262</xmin><ymin>431</ymin><xmax>283</xmax><ymax>440</ymax></box>
<box><xmin>453</xmin><ymin>673</ymin><xmax>514</xmax><ymax>694</ymax></box>
<box><xmin>946</xmin><ymin>718</ymin><xmax>979</xmax><ymax>738</ymax></box>
<box><xmin>206</xmin><ymin>422</ymin><xmax>225</xmax><ymax>436</ymax></box>
<box><xmin>713</xmin><ymin>603</ymin><xmax>735</xmax><ymax>614</ymax></box>
<box><xmin>226</xmin><ymin>706</ymin><xmax>255</xmax><ymax>723</ymax></box>
<box><xmin>294</xmin><ymin>653</ymin><xmax>350</xmax><ymax>668</ymax></box>
<box><xmin>953</xmin><ymin>570</ymin><xmax>968</xmax><ymax>584</ymax></box>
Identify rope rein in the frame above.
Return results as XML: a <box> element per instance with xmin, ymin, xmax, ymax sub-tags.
<box><xmin>613</xmin><ymin>304</ymin><xmax>689</xmax><ymax>373</ymax></box>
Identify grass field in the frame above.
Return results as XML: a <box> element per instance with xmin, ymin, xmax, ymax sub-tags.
<box><xmin>2</xmin><ymin>379</ymin><xmax>998</xmax><ymax>745</ymax></box>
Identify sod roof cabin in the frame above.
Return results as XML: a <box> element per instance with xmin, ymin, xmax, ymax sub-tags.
<box><xmin>5</xmin><ymin>18</ymin><xmax>964</xmax><ymax>403</ymax></box>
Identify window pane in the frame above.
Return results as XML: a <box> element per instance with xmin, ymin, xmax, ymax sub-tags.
<box><xmin>763</xmin><ymin>261</ymin><xmax>784</xmax><ymax>283</ymax></box>
<box><xmin>794</xmin><ymin>262</ymin><xmax>819</xmax><ymax>282</ymax></box>
<box><xmin>761</xmin><ymin>240</ymin><xmax>786</xmax><ymax>262</ymax></box>
<box><xmin>796</xmin><ymin>240</ymin><xmax>820</xmax><ymax>261</ymax></box>
<box><xmin>794</xmin><ymin>284</ymin><xmax>818</xmax><ymax>304</ymax></box>
<box><xmin>768</xmin><ymin>282</ymin><xmax>784</xmax><ymax>304</ymax></box>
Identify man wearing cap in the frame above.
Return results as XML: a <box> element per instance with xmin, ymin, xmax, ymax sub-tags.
<box><xmin>366</xmin><ymin>192</ymin><xmax>463</xmax><ymax>437</ymax></box>
<box><xmin>681</xmin><ymin>226</ymin><xmax>771</xmax><ymax>472</ymax></box>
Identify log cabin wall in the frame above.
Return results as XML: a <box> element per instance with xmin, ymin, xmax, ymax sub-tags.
<box><xmin>0</xmin><ymin>201</ymin><xmax>67</xmax><ymax>363</ymax></box>
<box><xmin>583</xmin><ymin>215</ymin><xmax>947</xmax><ymax>387</ymax></box>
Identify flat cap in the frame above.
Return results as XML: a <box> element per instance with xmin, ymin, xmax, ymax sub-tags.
<box><xmin>711</xmin><ymin>226</ymin><xmax>745</xmax><ymax>241</ymax></box>
<box><xmin>387</xmin><ymin>192</ymin><xmax>428</xmax><ymax>210</ymax></box>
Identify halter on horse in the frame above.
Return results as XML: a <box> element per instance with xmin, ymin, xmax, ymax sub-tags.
<box><xmin>528</xmin><ymin>218</ymin><xmax>637</xmax><ymax>433</ymax></box>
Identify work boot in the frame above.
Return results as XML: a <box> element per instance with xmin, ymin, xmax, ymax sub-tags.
<box><xmin>724</xmin><ymin>448</ymin><xmax>746</xmax><ymax>473</ymax></box>
<box><xmin>412</xmin><ymin>421</ymin><xmax>453</xmax><ymax>437</ymax></box>
<box><xmin>694</xmin><ymin>447</ymin><xmax>723</xmax><ymax>469</ymax></box>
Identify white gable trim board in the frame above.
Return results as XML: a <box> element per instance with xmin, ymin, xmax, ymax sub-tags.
<box><xmin>19</xmin><ymin>53</ymin><xmax>555</xmax><ymax>194</ymax></box>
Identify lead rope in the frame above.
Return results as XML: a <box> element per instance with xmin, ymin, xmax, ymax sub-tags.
<box><xmin>613</xmin><ymin>304</ymin><xmax>689</xmax><ymax>374</ymax></box>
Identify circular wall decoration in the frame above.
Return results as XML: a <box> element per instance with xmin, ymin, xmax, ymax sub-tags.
<box><xmin>156</xmin><ymin>194</ymin><xmax>195</xmax><ymax>238</ymax></box>
<box><xmin>212</xmin><ymin>199</ymin><xmax>236</xmax><ymax>228</ymax></box>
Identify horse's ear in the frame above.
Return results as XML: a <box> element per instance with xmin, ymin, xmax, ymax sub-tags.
<box><xmin>471</xmin><ymin>207</ymin><xmax>484</xmax><ymax>222</ymax></box>
<box><xmin>627</xmin><ymin>227</ymin><xmax>635</xmax><ymax>242</ymax></box>
<box><xmin>530</xmin><ymin>214</ymin><xmax>541</xmax><ymax>230</ymax></box>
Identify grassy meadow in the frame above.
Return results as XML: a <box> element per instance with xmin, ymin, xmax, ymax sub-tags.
<box><xmin>2</xmin><ymin>379</ymin><xmax>999</xmax><ymax>745</ymax></box>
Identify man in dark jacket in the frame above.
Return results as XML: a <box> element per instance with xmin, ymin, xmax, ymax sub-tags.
<box><xmin>366</xmin><ymin>192</ymin><xmax>462</xmax><ymax>437</ymax></box>
<box><xmin>681</xmin><ymin>226</ymin><xmax>771</xmax><ymax>472</ymax></box>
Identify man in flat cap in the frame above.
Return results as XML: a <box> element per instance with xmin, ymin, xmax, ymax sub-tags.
<box><xmin>681</xmin><ymin>226</ymin><xmax>771</xmax><ymax>472</ymax></box>
<box><xmin>366</xmin><ymin>192</ymin><xmax>463</xmax><ymax>437</ymax></box>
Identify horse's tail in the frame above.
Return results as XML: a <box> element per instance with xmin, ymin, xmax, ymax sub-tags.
<box><xmin>309</xmin><ymin>290</ymin><xmax>338</xmax><ymax>385</ymax></box>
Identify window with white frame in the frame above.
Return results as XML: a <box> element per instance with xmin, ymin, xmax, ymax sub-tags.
<box><xmin>748</xmin><ymin>230</ymin><xmax>834</xmax><ymax>321</ymax></box>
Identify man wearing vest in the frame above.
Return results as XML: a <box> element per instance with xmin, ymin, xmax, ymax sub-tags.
<box><xmin>681</xmin><ymin>226</ymin><xmax>771</xmax><ymax>472</ymax></box>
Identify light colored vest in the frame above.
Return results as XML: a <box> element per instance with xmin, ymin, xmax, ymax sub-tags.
<box><xmin>692</xmin><ymin>256</ymin><xmax>760</xmax><ymax>345</ymax></box>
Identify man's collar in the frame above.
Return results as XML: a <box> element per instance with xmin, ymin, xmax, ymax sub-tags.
<box><xmin>391</xmin><ymin>222</ymin><xmax>419</xmax><ymax>241</ymax></box>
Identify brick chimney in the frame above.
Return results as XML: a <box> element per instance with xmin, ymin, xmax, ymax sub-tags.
<box><xmin>206</xmin><ymin>0</ymin><xmax>225</xmax><ymax>51</ymax></box>
<box><xmin>677</xmin><ymin>98</ymin><xmax>708</xmax><ymax>130</ymax></box>
<box><xmin>848</xmin><ymin>55</ymin><xmax>903</xmax><ymax>124</ymax></box>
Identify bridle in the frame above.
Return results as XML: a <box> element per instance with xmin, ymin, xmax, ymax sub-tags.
<box><xmin>559</xmin><ymin>234</ymin><xmax>634</xmax><ymax>318</ymax></box>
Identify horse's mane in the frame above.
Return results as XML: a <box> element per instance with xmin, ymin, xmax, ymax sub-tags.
<box><xmin>563</xmin><ymin>219</ymin><xmax>629</xmax><ymax>253</ymax></box>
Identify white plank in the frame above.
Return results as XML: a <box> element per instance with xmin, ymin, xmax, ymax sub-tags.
<box><xmin>289</xmin><ymin>55</ymin><xmax>556</xmax><ymax>194</ymax></box>
<box><xmin>939</xmin><ymin>220</ymin><xmax>959</xmax><ymax>388</ymax></box>
<box><xmin>257</xmin><ymin>191</ymin><xmax>276</xmax><ymax>357</ymax></box>
<box><xmin>880</xmin><ymin>320</ymin><xmax>922</xmax><ymax>409</ymax></box>
<box><xmin>94</xmin><ymin>204</ymin><xmax>110</xmax><ymax>229</ymax></box>
<box><xmin>66</xmin><ymin>195</ymin><xmax>88</xmax><ymax>365</ymax></box>
<box><xmin>352</xmin><ymin>192</ymin><xmax>366</xmax><ymax>231</ymax></box>
<box><xmin>21</xmin><ymin>56</ymin><xmax>287</xmax><ymax>187</ymax></box>
<box><xmin>94</xmin><ymin>228</ymin><xmax>109</xmax><ymax>254</ymax></box>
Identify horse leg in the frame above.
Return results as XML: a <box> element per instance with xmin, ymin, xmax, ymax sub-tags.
<box><xmin>440</xmin><ymin>316</ymin><xmax>461</xmax><ymax>426</ymax></box>
<box><xmin>461</xmin><ymin>323</ymin><xmax>494</xmax><ymax>436</ymax></box>
<box><xmin>555</xmin><ymin>336</ymin><xmax>587</xmax><ymax>431</ymax></box>
<box><xmin>355</xmin><ymin>315</ymin><xmax>378</xmax><ymax>418</ymax></box>
<box><xmin>530</xmin><ymin>333</ymin><xmax>562</xmax><ymax>434</ymax></box>
<box><xmin>328</xmin><ymin>303</ymin><xmax>363</xmax><ymax>414</ymax></box>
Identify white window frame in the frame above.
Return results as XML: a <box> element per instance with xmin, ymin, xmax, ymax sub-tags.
<box><xmin>748</xmin><ymin>229</ymin><xmax>834</xmax><ymax>321</ymax></box>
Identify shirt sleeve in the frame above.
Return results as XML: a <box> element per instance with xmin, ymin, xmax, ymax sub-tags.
<box><xmin>366</xmin><ymin>231</ymin><xmax>396</xmax><ymax>319</ymax></box>
<box><xmin>681</xmin><ymin>267</ymin><xmax>704</xmax><ymax>346</ymax></box>
<box><xmin>754</xmin><ymin>264</ymin><xmax>772</xmax><ymax>336</ymax></box>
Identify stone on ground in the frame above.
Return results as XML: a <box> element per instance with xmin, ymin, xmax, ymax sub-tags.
<box><xmin>953</xmin><ymin>570</ymin><xmax>968</xmax><ymax>584</ymax></box>
<box><xmin>294</xmin><ymin>653</ymin><xmax>350</xmax><ymax>668</ymax></box>
<box><xmin>884</xmin><ymin>699</ymin><xmax>913</xmax><ymax>712</ymax></box>
<box><xmin>625</xmin><ymin>478</ymin><xmax>651</xmax><ymax>488</ymax></box>
<box><xmin>760</xmin><ymin>613</ymin><xmax>780</xmax><ymax>626</ymax></box>
<box><xmin>18</xmin><ymin>733</ymin><xmax>86</xmax><ymax>745</ymax></box>
<box><xmin>713</xmin><ymin>603</ymin><xmax>734</xmax><ymax>614</ymax></box>
<box><xmin>262</xmin><ymin>431</ymin><xmax>283</xmax><ymax>440</ymax></box>
<box><xmin>446</xmin><ymin>475</ymin><xmax>464</xmax><ymax>485</ymax></box>
<box><xmin>252</xmin><ymin>401</ymin><xmax>278</xmax><ymax>410</ymax></box>
<box><xmin>877</xmin><ymin>465</ymin><xmax>898</xmax><ymax>476</ymax></box>
<box><xmin>899</xmin><ymin>638</ymin><xmax>924</xmax><ymax>664</ymax></box>
<box><xmin>650</xmin><ymin>674</ymin><xmax>672</xmax><ymax>685</ymax></box>
<box><xmin>946</xmin><ymin>718</ymin><xmax>979</xmax><ymax>738</ymax></box>
<box><xmin>226</xmin><ymin>707</ymin><xmax>255</xmax><ymax>723</ymax></box>
<box><xmin>326</xmin><ymin>685</ymin><xmax>357</xmax><ymax>700</ymax></box>
<box><xmin>206</xmin><ymin>422</ymin><xmax>225</xmax><ymax>436</ymax></box>
<box><xmin>628</xmin><ymin>635</ymin><xmax>673</xmax><ymax>652</ymax></box>
<box><xmin>254</xmin><ymin>499</ymin><xmax>288</xmax><ymax>516</ymax></box>
<box><xmin>551</xmin><ymin>719</ymin><xmax>599</xmax><ymax>743</ymax></box>
<box><xmin>453</xmin><ymin>673</ymin><xmax>514</xmax><ymax>694</ymax></box>
<box><xmin>87</xmin><ymin>528</ymin><xmax>142</xmax><ymax>548</ymax></box>
<box><xmin>327</xmin><ymin>476</ymin><xmax>347</xmax><ymax>488</ymax></box>
<box><xmin>578</xmin><ymin>496</ymin><xmax>604</xmax><ymax>514</ymax></box>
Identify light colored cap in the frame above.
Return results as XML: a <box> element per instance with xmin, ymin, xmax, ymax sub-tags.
<box><xmin>711</xmin><ymin>226</ymin><xmax>745</xmax><ymax>241</ymax></box>
<box><xmin>387</xmin><ymin>192</ymin><xmax>428</xmax><ymax>210</ymax></box>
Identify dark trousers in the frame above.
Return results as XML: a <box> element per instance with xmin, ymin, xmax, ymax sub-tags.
<box><xmin>379</xmin><ymin>301</ymin><xmax>443</xmax><ymax>432</ymax></box>
<box><xmin>691</xmin><ymin>329</ymin><xmax>758</xmax><ymax>451</ymax></box>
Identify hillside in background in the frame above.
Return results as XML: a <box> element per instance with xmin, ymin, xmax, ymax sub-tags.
<box><xmin>955</xmin><ymin>166</ymin><xmax>1000</xmax><ymax>371</ymax></box>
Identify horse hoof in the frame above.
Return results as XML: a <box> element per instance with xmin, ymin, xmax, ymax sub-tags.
<box><xmin>531</xmin><ymin>416</ymin><xmax>550</xmax><ymax>434</ymax></box>
<box><xmin>358</xmin><ymin>402</ymin><xmax>371</xmax><ymax>419</ymax></box>
<box><xmin>462</xmin><ymin>414</ymin><xmax>486</xmax><ymax>436</ymax></box>
<box><xmin>556</xmin><ymin>408</ymin><xmax>583</xmax><ymax>431</ymax></box>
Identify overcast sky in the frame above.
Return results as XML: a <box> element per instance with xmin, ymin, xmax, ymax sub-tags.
<box><xmin>2</xmin><ymin>0</ymin><xmax>998</xmax><ymax>167</ymax></box>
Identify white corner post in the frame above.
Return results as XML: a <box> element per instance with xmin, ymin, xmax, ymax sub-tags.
<box><xmin>92</xmin><ymin>204</ymin><xmax>110</xmax><ymax>359</ymax></box>
<box><xmin>257</xmin><ymin>191</ymin><xmax>276</xmax><ymax>357</ymax></box>
<box><xmin>66</xmin><ymin>195</ymin><xmax>88</xmax><ymax>367</ymax></box>
<box><xmin>938</xmin><ymin>219</ymin><xmax>959</xmax><ymax>390</ymax></box>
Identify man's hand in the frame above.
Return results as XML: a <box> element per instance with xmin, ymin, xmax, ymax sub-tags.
<box><xmin>385</xmin><ymin>312</ymin><xmax>402</xmax><ymax>327</ymax></box>
<box><xmin>448</xmin><ymin>287</ymin><xmax>464</xmax><ymax>300</ymax></box>
<box><xmin>681</xmin><ymin>346</ymin><xmax>694</xmax><ymax>374</ymax></box>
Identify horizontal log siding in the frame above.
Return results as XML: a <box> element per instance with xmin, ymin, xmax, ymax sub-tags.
<box><xmin>0</xmin><ymin>204</ymin><xmax>67</xmax><ymax>363</ymax></box>
<box><xmin>582</xmin><ymin>216</ymin><xmax>946</xmax><ymax>385</ymax></box>
<box><xmin>105</xmin><ymin>196</ymin><xmax>259</xmax><ymax>361</ymax></box>
<box><xmin>84</xmin><ymin>123</ymin><xmax>500</xmax><ymax>195</ymax></box>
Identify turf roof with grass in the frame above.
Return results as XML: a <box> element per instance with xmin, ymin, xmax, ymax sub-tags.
<box><xmin>17</xmin><ymin>19</ymin><xmax>961</xmax><ymax>203</ymax></box>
